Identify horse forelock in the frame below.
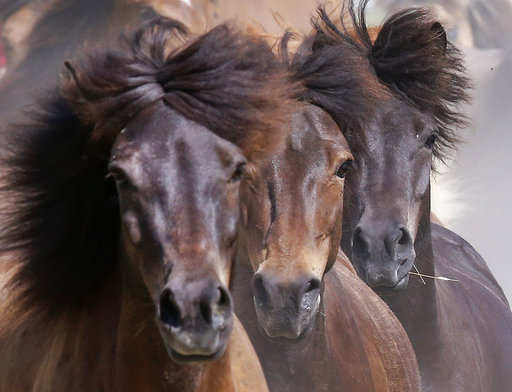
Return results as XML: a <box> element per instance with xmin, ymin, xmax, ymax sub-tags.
<box><xmin>369</xmin><ymin>5</ymin><xmax>472</xmax><ymax>164</ymax></box>
<box><xmin>66</xmin><ymin>17</ymin><xmax>299</xmax><ymax>161</ymax></box>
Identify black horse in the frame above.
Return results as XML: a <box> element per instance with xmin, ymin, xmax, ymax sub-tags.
<box><xmin>288</xmin><ymin>1</ymin><xmax>512</xmax><ymax>390</ymax></box>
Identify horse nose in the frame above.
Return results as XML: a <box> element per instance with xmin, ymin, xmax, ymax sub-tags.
<box><xmin>252</xmin><ymin>272</ymin><xmax>321</xmax><ymax>339</ymax></box>
<box><xmin>353</xmin><ymin>225</ymin><xmax>412</xmax><ymax>263</ymax></box>
<box><xmin>253</xmin><ymin>273</ymin><xmax>321</xmax><ymax>309</ymax></box>
<box><xmin>159</xmin><ymin>283</ymin><xmax>232</xmax><ymax>330</ymax></box>
<box><xmin>384</xmin><ymin>225</ymin><xmax>413</xmax><ymax>261</ymax></box>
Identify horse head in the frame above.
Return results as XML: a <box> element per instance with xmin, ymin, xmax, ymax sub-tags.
<box><xmin>110</xmin><ymin>102</ymin><xmax>243</xmax><ymax>361</ymax></box>
<box><xmin>238</xmin><ymin>104</ymin><xmax>352</xmax><ymax>340</ymax></box>
<box><xmin>62</xmin><ymin>18</ymin><xmax>295</xmax><ymax>362</ymax></box>
<box><xmin>298</xmin><ymin>2</ymin><xmax>470</xmax><ymax>293</ymax></box>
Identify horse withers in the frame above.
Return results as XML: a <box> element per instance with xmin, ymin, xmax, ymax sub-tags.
<box><xmin>0</xmin><ymin>18</ymin><xmax>297</xmax><ymax>392</ymax></box>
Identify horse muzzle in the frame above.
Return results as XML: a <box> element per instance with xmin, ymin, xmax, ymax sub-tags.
<box><xmin>156</xmin><ymin>280</ymin><xmax>233</xmax><ymax>363</ymax></box>
<box><xmin>251</xmin><ymin>272</ymin><xmax>321</xmax><ymax>341</ymax></box>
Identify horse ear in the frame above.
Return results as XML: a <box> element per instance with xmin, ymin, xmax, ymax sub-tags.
<box><xmin>64</xmin><ymin>61</ymin><xmax>93</xmax><ymax>101</ymax></box>
<box><xmin>63</xmin><ymin>60</ymin><xmax>99</xmax><ymax>126</ymax></box>
<box><xmin>430</xmin><ymin>21</ymin><xmax>447</xmax><ymax>55</ymax></box>
<box><xmin>370</xmin><ymin>9</ymin><xmax>450</xmax><ymax>92</ymax></box>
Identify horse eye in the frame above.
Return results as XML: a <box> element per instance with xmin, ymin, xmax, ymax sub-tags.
<box><xmin>336</xmin><ymin>160</ymin><xmax>353</xmax><ymax>179</ymax></box>
<box><xmin>108</xmin><ymin>166</ymin><xmax>129</xmax><ymax>185</ymax></box>
<box><xmin>425</xmin><ymin>133</ymin><xmax>438</xmax><ymax>149</ymax></box>
<box><xmin>230</xmin><ymin>162</ymin><xmax>246</xmax><ymax>183</ymax></box>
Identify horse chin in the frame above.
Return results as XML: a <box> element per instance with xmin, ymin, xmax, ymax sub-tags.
<box><xmin>256</xmin><ymin>309</ymin><xmax>318</xmax><ymax>345</ymax></box>
<box><xmin>156</xmin><ymin>320</ymin><xmax>232</xmax><ymax>364</ymax></box>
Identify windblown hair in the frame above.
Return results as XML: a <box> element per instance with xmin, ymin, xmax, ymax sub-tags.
<box><xmin>0</xmin><ymin>17</ymin><xmax>296</xmax><ymax>316</ymax></box>
<box><xmin>289</xmin><ymin>0</ymin><xmax>471</xmax><ymax>162</ymax></box>
<box><xmin>375</xmin><ymin>0</ymin><xmax>512</xmax><ymax>49</ymax></box>
<box><xmin>282</xmin><ymin>23</ymin><xmax>384</xmax><ymax>134</ymax></box>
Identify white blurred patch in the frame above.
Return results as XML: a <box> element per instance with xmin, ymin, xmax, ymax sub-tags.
<box><xmin>181</xmin><ymin>0</ymin><xmax>192</xmax><ymax>6</ymax></box>
<box><xmin>430</xmin><ymin>168</ymin><xmax>470</xmax><ymax>229</ymax></box>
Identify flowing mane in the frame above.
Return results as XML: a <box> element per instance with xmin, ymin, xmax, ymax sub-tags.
<box><xmin>0</xmin><ymin>17</ymin><xmax>295</xmax><ymax>316</ymax></box>
<box><xmin>288</xmin><ymin>0</ymin><xmax>471</xmax><ymax>163</ymax></box>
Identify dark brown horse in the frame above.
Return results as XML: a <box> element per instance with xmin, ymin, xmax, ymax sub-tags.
<box><xmin>288</xmin><ymin>1</ymin><xmax>512</xmax><ymax>390</ymax></box>
<box><xmin>0</xmin><ymin>18</ymin><xmax>297</xmax><ymax>391</ymax></box>
<box><xmin>231</xmin><ymin>102</ymin><xmax>421</xmax><ymax>391</ymax></box>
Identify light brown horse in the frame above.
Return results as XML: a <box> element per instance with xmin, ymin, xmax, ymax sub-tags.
<box><xmin>231</xmin><ymin>103</ymin><xmax>421</xmax><ymax>391</ymax></box>
<box><xmin>0</xmin><ymin>18</ymin><xmax>298</xmax><ymax>391</ymax></box>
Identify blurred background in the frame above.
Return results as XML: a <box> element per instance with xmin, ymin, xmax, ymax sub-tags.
<box><xmin>0</xmin><ymin>0</ymin><xmax>510</xmax><ymax>300</ymax></box>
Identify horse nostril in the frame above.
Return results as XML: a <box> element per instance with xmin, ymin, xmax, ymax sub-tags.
<box><xmin>200</xmin><ymin>298</ymin><xmax>213</xmax><ymax>324</ymax></box>
<box><xmin>352</xmin><ymin>226</ymin><xmax>370</xmax><ymax>259</ymax></box>
<box><xmin>304</xmin><ymin>278</ymin><xmax>321</xmax><ymax>294</ymax></box>
<box><xmin>217</xmin><ymin>286</ymin><xmax>230</xmax><ymax>308</ymax></box>
<box><xmin>299</xmin><ymin>277</ymin><xmax>321</xmax><ymax>310</ymax></box>
<box><xmin>397</xmin><ymin>227</ymin><xmax>411</xmax><ymax>246</ymax></box>
<box><xmin>385</xmin><ymin>226</ymin><xmax>413</xmax><ymax>260</ymax></box>
<box><xmin>252</xmin><ymin>275</ymin><xmax>269</xmax><ymax>307</ymax></box>
<box><xmin>200</xmin><ymin>285</ymin><xmax>232</xmax><ymax>326</ymax></box>
<box><xmin>159</xmin><ymin>289</ymin><xmax>182</xmax><ymax>328</ymax></box>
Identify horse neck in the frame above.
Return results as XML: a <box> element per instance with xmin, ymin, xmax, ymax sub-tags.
<box><xmin>383</xmin><ymin>185</ymin><xmax>443</xmax><ymax>348</ymax></box>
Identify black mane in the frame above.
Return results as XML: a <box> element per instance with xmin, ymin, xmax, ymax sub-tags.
<box><xmin>66</xmin><ymin>18</ymin><xmax>294</xmax><ymax>156</ymax></box>
<box><xmin>290</xmin><ymin>0</ymin><xmax>471</xmax><ymax>162</ymax></box>
<box><xmin>0</xmin><ymin>17</ymin><xmax>294</xmax><ymax>315</ymax></box>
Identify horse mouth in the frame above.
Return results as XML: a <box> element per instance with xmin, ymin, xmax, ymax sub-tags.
<box><xmin>167</xmin><ymin>345</ymin><xmax>227</xmax><ymax>364</ymax></box>
<box><xmin>257</xmin><ymin>318</ymin><xmax>315</xmax><ymax>345</ymax></box>
<box><xmin>253</xmin><ymin>294</ymin><xmax>319</xmax><ymax>344</ymax></box>
<box><xmin>372</xmin><ymin>273</ymin><xmax>410</xmax><ymax>296</ymax></box>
